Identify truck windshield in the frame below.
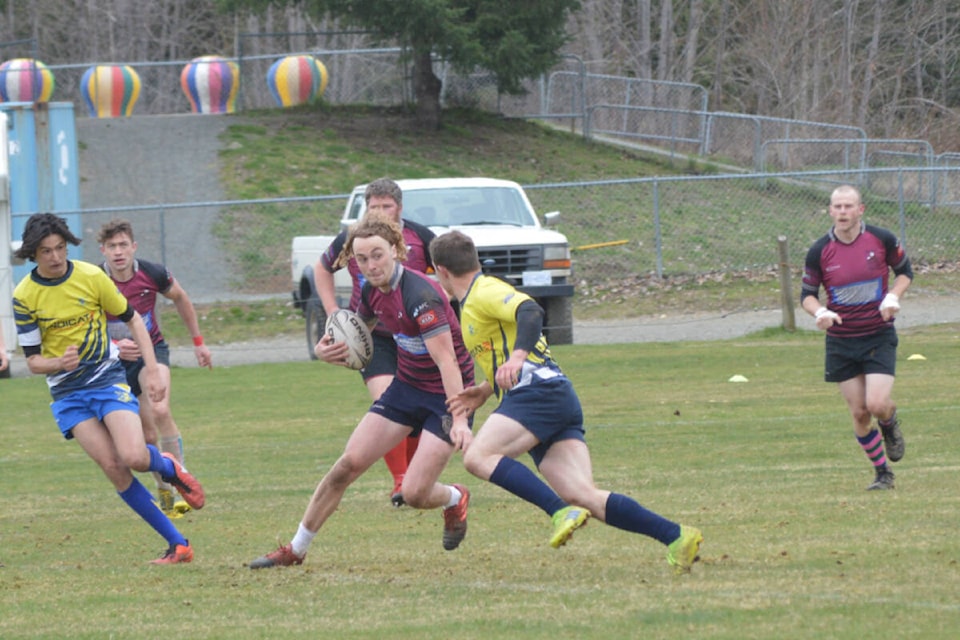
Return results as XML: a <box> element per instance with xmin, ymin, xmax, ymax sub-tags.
<box><xmin>401</xmin><ymin>187</ymin><xmax>535</xmax><ymax>227</ymax></box>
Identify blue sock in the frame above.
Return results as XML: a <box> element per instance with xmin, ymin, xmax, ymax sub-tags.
<box><xmin>604</xmin><ymin>493</ymin><xmax>681</xmax><ymax>545</ymax></box>
<box><xmin>118</xmin><ymin>476</ymin><xmax>187</xmax><ymax>547</ymax></box>
<box><xmin>147</xmin><ymin>444</ymin><xmax>175</xmax><ymax>479</ymax></box>
<box><xmin>489</xmin><ymin>457</ymin><xmax>567</xmax><ymax>516</ymax></box>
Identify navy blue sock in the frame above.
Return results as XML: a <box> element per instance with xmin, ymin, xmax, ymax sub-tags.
<box><xmin>119</xmin><ymin>476</ymin><xmax>186</xmax><ymax>547</ymax></box>
<box><xmin>604</xmin><ymin>493</ymin><xmax>680</xmax><ymax>545</ymax></box>
<box><xmin>147</xmin><ymin>444</ymin><xmax>175</xmax><ymax>479</ymax></box>
<box><xmin>489</xmin><ymin>457</ymin><xmax>567</xmax><ymax>516</ymax></box>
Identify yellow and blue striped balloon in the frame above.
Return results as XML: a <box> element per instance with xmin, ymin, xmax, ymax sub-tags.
<box><xmin>80</xmin><ymin>65</ymin><xmax>141</xmax><ymax>117</ymax></box>
<box><xmin>266</xmin><ymin>55</ymin><xmax>328</xmax><ymax>107</ymax></box>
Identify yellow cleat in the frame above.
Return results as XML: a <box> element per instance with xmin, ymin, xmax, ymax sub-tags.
<box><xmin>666</xmin><ymin>525</ymin><xmax>703</xmax><ymax>574</ymax></box>
<box><xmin>549</xmin><ymin>506</ymin><xmax>591</xmax><ymax>548</ymax></box>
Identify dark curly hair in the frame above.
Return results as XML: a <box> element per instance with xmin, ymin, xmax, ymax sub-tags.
<box><xmin>15</xmin><ymin>213</ymin><xmax>81</xmax><ymax>262</ymax></box>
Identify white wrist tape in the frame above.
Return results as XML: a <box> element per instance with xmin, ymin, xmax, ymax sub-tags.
<box><xmin>880</xmin><ymin>293</ymin><xmax>900</xmax><ymax>311</ymax></box>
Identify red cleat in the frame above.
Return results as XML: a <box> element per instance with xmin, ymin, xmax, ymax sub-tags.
<box><xmin>150</xmin><ymin>540</ymin><xmax>194</xmax><ymax>565</ymax></box>
<box><xmin>161</xmin><ymin>452</ymin><xmax>205</xmax><ymax>510</ymax></box>
<box><xmin>442</xmin><ymin>484</ymin><xmax>470</xmax><ymax>550</ymax></box>
<box><xmin>248</xmin><ymin>543</ymin><xmax>305</xmax><ymax>569</ymax></box>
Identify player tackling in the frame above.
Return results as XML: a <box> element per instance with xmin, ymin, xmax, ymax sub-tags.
<box><xmin>432</xmin><ymin>230</ymin><xmax>703</xmax><ymax>573</ymax></box>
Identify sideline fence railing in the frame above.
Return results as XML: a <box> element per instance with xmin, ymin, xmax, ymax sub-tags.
<box><xmin>11</xmin><ymin>167</ymin><xmax>958</xmax><ymax>309</ymax></box>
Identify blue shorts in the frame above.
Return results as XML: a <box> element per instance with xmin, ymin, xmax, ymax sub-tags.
<box><xmin>51</xmin><ymin>383</ymin><xmax>140</xmax><ymax>440</ymax></box>
<box><xmin>370</xmin><ymin>378</ymin><xmax>472</xmax><ymax>445</ymax></box>
<box><xmin>121</xmin><ymin>341</ymin><xmax>171</xmax><ymax>397</ymax></box>
<box><xmin>495</xmin><ymin>375</ymin><xmax>585</xmax><ymax>467</ymax></box>
<box><xmin>360</xmin><ymin>332</ymin><xmax>397</xmax><ymax>381</ymax></box>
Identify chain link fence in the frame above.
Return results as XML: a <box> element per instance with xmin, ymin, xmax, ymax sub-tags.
<box><xmin>35</xmin><ymin>167</ymin><xmax>958</xmax><ymax>319</ymax></box>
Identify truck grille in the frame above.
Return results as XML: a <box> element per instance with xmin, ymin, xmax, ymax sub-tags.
<box><xmin>477</xmin><ymin>246</ymin><xmax>542</xmax><ymax>279</ymax></box>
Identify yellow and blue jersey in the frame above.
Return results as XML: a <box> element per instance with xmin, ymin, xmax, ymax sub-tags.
<box><xmin>13</xmin><ymin>260</ymin><xmax>130</xmax><ymax>399</ymax></box>
<box><xmin>459</xmin><ymin>273</ymin><xmax>560</xmax><ymax>400</ymax></box>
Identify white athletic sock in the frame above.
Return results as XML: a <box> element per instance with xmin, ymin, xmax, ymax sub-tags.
<box><xmin>290</xmin><ymin>522</ymin><xmax>316</xmax><ymax>557</ymax></box>
<box><xmin>444</xmin><ymin>485</ymin><xmax>462</xmax><ymax>509</ymax></box>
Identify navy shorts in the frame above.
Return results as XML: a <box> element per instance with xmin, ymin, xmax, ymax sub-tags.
<box><xmin>370</xmin><ymin>378</ymin><xmax>472</xmax><ymax>445</ymax></box>
<box><xmin>495</xmin><ymin>375</ymin><xmax>585</xmax><ymax>467</ymax></box>
<box><xmin>824</xmin><ymin>326</ymin><xmax>898</xmax><ymax>383</ymax></box>
<box><xmin>360</xmin><ymin>332</ymin><xmax>397</xmax><ymax>381</ymax></box>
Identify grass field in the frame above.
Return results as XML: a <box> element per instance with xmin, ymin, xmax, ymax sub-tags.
<box><xmin>3</xmin><ymin>325</ymin><xmax>959</xmax><ymax>639</ymax></box>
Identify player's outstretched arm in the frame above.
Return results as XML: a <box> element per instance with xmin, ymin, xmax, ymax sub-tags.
<box><xmin>165</xmin><ymin>280</ymin><xmax>212</xmax><ymax>369</ymax></box>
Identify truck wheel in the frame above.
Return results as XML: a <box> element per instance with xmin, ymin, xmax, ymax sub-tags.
<box><xmin>305</xmin><ymin>298</ymin><xmax>327</xmax><ymax>360</ymax></box>
<box><xmin>543</xmin><ymin>297</ymin><xmax>574</xmax><ymax>345</ymax></box>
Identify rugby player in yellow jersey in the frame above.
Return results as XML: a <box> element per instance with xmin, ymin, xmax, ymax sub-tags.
<box><xmin>12</xmin><ymin>213</ymin><xmax>205</xmax><ymax>564</ymax></box>
<box><xmin>432</xmin><ymin>230</ymin><xmax>703</xmax><ymax>573</ymax></box>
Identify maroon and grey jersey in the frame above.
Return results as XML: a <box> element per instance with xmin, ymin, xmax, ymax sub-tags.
<box><xmin>319</xmin><ymin>219</ymin><xmax>434</xmax><ymax>336</ymax></box>
<box><xmin>801</xmin><ymin>223</ymin><xmax>913</xmax><ymax>338</ymax></box>
<box><xmin>102</xmin><ymin>259</ymin><xmax>173</xmax><ymax>345</ymax></box>
<box><xmin>357</xmin><ymin>265</ymin><xmax>474</xmax><ymax>394</ymax></box>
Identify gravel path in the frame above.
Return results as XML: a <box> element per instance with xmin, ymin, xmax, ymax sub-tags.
<box><xmin>177</xmin><ymin>293</ymin><xmax>960</xmax><ymax>368</ymax></box>
<box><xmin>4</xmin><ymin>296</ymin><xmax>958</xmax><ymax>379</ymax></box>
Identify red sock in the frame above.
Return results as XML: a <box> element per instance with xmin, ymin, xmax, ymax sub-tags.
<box><xmin>383</xmin><ymin>441</ymin><xmax>408</xmax><ymax>490</ymax></box>
<box><xmin>406</xmin><ymin>433</ymin><xmax>421</xmax><ymax>465</ymax></box>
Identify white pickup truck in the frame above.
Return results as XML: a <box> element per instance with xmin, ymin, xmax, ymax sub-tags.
<box><xmin>291</xmin><ymin>177</ymin><xmax>575</xmax><ymax>358</ymax></box>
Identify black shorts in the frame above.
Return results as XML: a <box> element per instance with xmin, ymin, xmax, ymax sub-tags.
<box><xmin>122</xmin><ymin>341</ymin><xmax>171</xmax><ymax>397</ymax></box>
<box><xmin>824</xmin><ymin>327</ymin><xmax>898</xmax><ymax>383</ymax></box>
<box><xmin>360</xmin><ymin>332</ymin><xmax>398</xmax><ymax>381</ymax></box>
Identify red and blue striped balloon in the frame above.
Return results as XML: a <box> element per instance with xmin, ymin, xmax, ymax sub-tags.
<box><xmin>180</xmin><ymin>56</ymin><xmax>239</xmax><ymax>114</ymax></box>
<box><xmin>266</xmin><ymin>55</ymin><xmax>328</xmax><ymax>107</ymax></box>
<box><xmin>80</xmin><ymin>65</ymin><xmax>141</xmax><ymax>117</ymax></box>
<box><xmin>0</xmin><ymin>58</ymin><xmax>55</xmax><ymax>103</ymax></box>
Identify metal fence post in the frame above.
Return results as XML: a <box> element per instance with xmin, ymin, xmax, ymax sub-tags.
<box><xmin>653</xmin><ymin>179</ymin><xmax>663</xmax><ymax>278</ymax></box>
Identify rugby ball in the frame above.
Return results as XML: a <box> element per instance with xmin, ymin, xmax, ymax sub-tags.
<box><xmin>325</xmin><ymin>309</ymin><xmax>374</xmax><ymax>370</ymax></box>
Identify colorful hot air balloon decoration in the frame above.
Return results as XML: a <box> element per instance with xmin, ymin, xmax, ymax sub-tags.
<box><xmin>0</xmin><ymin>58</ymin><xmax>55</xmax><ymax>103</ymax></box>
<box><xmin>180</xmin><ymin>56</ymin><xmax>239</xmax><ymax>114</ymax></box>
<box><xmin>266</xmin><ymin>55</ymin><xmax>328</xmax><ymax>108</ymax></box>
<box><xmin>80</xmin><ymin>65</ymin><xmax>141</xmax><ymax>118</ymax></box>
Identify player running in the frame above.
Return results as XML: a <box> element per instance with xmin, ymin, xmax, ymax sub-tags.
<box><xmin>98</xmin><ymin>219</ymin><xmax>213</xmax><ymax>518</ymax></box>
<box><xmin>12</xmin><ymin>213</ymin><xmax>204</xmax><ymax>564</ymax></box>
<box><xmin>248</xmin><ymin>215</ymin><xmax>474</xmax><ymax>568</ymax></box>
<box><xmin>801</xmin><ymin>184</ymin><xmax>912</xmax><ymax>491</ymax></box>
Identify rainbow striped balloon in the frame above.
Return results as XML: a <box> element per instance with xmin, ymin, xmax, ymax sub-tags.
<box><xmin>80</xmin><ymin>65</ymin><xmax>141</xmax><ymax>117</ymax></box>
<box><xmin>0</xmin><ymin>58</ymin><xmax>55</xmax><ymax>103</ymax></box>
<box><xmin>180</xmin><ymin>56</ymin><xmax>240</xmax><ymax>114</ymax></box>
<box><xmin>266</xmin><ymin>55</ymin><xmax>328</xmax><ymax>107</ymax></box>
